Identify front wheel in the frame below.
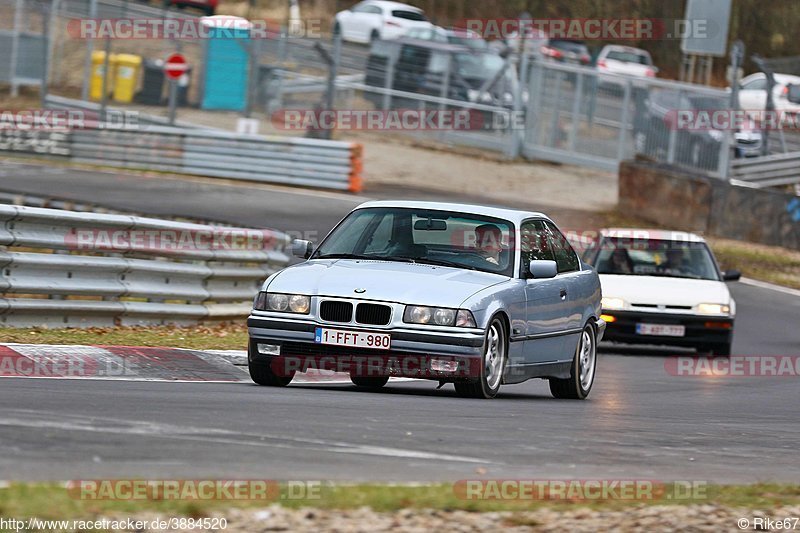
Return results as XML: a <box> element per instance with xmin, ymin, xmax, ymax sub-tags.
<box><xmin>550</xmin><ymin>323</ymin><xmax>596</xmax><ymax>400</ymax></box>
<box><xmin>455</xmin><ymin>317</ymin><xmax>507</xmax><ymax>399</ymax></box>
<box><xmin>248</xmin><ymin>347</ymin><xmax>294</xmax><ymax>387</ymax></box>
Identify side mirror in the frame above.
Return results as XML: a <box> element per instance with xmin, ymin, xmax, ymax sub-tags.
<box><xmin>292</xmin><ymin>240</ymin><xmax>314</xmax><ymax>259</ymax></box>
<box><xmin>722</xmin><ymin>269</ymin><xmax>742</xmax><ymax>282</ymax></box>
<box><xmin>528</xmin><ymin>260</ymin><xmax>558</xmax><ymax>279</ymax></box>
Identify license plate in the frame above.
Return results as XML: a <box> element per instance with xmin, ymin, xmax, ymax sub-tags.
<box><xmin>314</xmin><ymin>328</ymin><xmax>391</xmax><ymax>350</ymax></box>
<box><xmin>636</xmin><ymin>323</ymin><xmax>686</xmax><ymax>337</ymax></box>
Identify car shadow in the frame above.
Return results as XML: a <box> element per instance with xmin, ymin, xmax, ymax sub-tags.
<box><xmin>599</xmin><ymin>342</ymin><xmax>697</xmax><ymax>357</ymax></box>
<box><xmin>286</xmin><ymin>382</ymin><xmax>555</xmax><ymax>400</ymax></box>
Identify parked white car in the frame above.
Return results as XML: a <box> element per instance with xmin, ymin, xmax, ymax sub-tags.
<box><xmin>584</xmin><ymin>229</ymin><xmax>740</xmax><ymax>356</ymax></box>
<box><xmin>596</xmin><ymin>45</ymin><xmax>657</xmax><ymax>79</ymax></box>
<box><xmin>333</xmin><ymin>0</ymin><xmax>433</xmax><ymax>43</ymax></box>
<box><xmin>735</xmin><ymin>72</ymin><xmax>800</xmax><ymax>117</ymax></box>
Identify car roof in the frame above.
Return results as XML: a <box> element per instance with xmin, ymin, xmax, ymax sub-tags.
<box><xmin>600</xmin><ymin>228</ymin><xmax>707</xmax><ymax>243</ymax></box>
<box><xmin>602</xmin><ymin>44</ymin><xmax>649</xmax><ymax>54</ymax></box>
<box><xmin>354</xmin><ymin>200</ymin><xmax>550</xmax><ymax>224</ymax></box>
<box><xmin>364</xmin><ymin>0</ymin><xmax>423</xmax><ymax>11</ymax></box>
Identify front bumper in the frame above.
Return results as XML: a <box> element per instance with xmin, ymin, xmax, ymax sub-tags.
<box><xmin>248</xmin><ymin>316</ymin><xmax>485</xmax><ymax>379</ymax></box>
<box><xmin>600</xmin><ymin>310</ymin><xmax>733</xmax><ymax>347</ymax></box>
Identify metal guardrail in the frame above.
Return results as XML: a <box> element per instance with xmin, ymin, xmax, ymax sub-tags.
<box><xmin>0</xmin><ymin>122</ymin><xmax>365</xmax><ymax>192</ymax></box>
<box><xmin>730</xmin><ymin>152</ymin><xmax>800</xmax><ymax>188</ymax></box>
<box><xmin>0</xmin><ymin>204</ymin><xmax>291</xmax><ymax>328</ymax></box>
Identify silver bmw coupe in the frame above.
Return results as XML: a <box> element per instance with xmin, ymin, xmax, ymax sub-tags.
<box><xmin>247</xmin><ymin>201</ymin><xmax>605</xmax><ymax>399</ymax></box>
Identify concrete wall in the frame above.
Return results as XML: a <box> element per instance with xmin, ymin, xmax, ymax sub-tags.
<box><xmin>620</xmin><ymin>159</ymin><xmax>800</xmax><ymax>250</ymax></box>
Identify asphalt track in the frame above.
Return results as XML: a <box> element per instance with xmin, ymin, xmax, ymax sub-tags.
<box><xmin>0</xmin><ymin>161</ymin><xmax>799</xmax><ymax>483</ymax></box>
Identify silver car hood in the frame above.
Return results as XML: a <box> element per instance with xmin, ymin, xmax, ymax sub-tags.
<box><xmin>266</xmin><ymin>259</ymin><xmax>507</xmax><ymax>308</ymax></box>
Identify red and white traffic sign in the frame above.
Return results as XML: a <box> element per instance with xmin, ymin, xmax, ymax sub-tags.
<box><xmin>164</xmin><ymin>53</ymin><xmax>187</xmax><ymax>80</ymax></box>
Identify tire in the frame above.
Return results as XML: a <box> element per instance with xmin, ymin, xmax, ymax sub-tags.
<box><xmin>454</xmin><ymin>316</ymin><xmax>507</xmax><ymax>399</ymax></box>
<box><xmin>350</xmin><ymin>376</ymin><xmax>390</xmax><ymax>389</ymax></box>
<box><xmin>333</xmin><ymin>22</ymin><xmax>341</xmax><ymax>36</ymax></box>
<box><xmin>248</xmin><ymin>348</ymin><xmax>294</xmax><ymax>387</ymax></box>
<box><xmin>370</xmin><ymin>29</ymin><xmax>380</xmax><ymax>42</ymax></box>
<box><xmin>550</xmin><ymin>323</ymin><xmax>597</xmax><ymax>400</ymax></box>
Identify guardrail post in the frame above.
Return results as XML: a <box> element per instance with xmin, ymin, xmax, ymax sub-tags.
<box><xmin>382</xmin><ymin>53</ymin><xmax>396</xmax><ymax>111</ymax></box>
<box><xmin>667</xmin><ymin>89</ymin><xmax>684</xmax><ymax>165</ymax></box>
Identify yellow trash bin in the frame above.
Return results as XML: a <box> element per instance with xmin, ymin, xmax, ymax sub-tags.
<box><xmin>89</xmin><ymin>51</ymin><xmax>118</xmax><ymax>101</ymax></box>
<box><xmin>113</xmin><ymin>54</ymin><xmax>142</xmax><ymax>103</ymax></box>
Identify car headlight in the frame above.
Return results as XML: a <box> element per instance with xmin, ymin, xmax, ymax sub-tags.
<box><xmin>697</xmin><ymin>303</ymin><xmax>731</xmax><ymax>315</ymax></box>
<box><xmin>254</xmin><ymin>292</ymin><xmax>310</xmax><ymax>314</ymax></box>
<box><xmin>601</xmin><ymin>297</ymin><xmax>626</xmax><ymax>310</ymax></box>
<box><xmin>404</xmin><ymin>305</ymin><xmax>476</xmax><ymax>327</ymax></box>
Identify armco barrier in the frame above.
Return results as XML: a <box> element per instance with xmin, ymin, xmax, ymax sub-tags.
<box><xmin>0</xmin><ymin>204</ymin><xmax>292</xmax><ymax>327</ymax></box>
<box><xmin>1</xmin><ymin>124</ymin><xmax>364</xmax><ymax>193</ymax></box>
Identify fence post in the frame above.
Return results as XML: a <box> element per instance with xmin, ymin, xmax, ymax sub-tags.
<box><xmin>616</xmin><ymin>80</ymin><xmax>632</xmax><ymax>161</ymax></box>
<box><xmin>547</xmin><ymin>71</ymin><xmax>564</xmax><ymax>148</ymax></box>
<box><xmin>382</xmin><ymin>52</ymin><xmax>396</xmax><ymax>111</ymax></box>
<box><xmin>667</xmin><ymin>89</ymin><xmax>683</xmax><ymax>164</ymax></box>
<box><xmin>81</xmin><ymin>0</ymin><xmax>98</xmax><ymax>102</ymax></box>
<box><xmin>9</xmin><ymin>0</ymin><xmax>23</xmax><ymax>97</ymax></box>
<box><xmin>568</xmin><ymin>70</ymin><xmax>583</xmax><ymax>152</ymax></box>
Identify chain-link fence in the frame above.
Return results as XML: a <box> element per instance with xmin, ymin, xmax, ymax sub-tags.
<box><xmin>6</xmin><ymin>0</ymin><xmax>800</xmax><ymax>186</ymax></box>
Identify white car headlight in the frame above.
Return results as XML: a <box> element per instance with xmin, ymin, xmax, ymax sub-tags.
<box><xmin>404</xmin><ymin>306</ymin><xmax>476</xmax><ymax>327</ymax></box>
<box><xmin>601</xmin><ymin>297</ymin><xmax>626</xmax><ymax>310</ymax></box>
<box><xmin>254</xmin><ymin>292</ymin><xmax>311</xmax><ymax>315</ymax></box>
<box><xmin>697</xmin><ymin>303</ymin><xmax>731</xmax><ymax>315</ymax></box>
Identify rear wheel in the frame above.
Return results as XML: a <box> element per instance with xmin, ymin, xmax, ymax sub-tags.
<box><xmin>370</xmin><ymin>29</ymin><xmax>380</xmax><ymax>42</ymax></box>
<box><xmin>550</xmin><ymin>323</ymin><xmax>596</xmax><ymax>400</ymax></box>
<box><xmin>455</xmin><ymin>317</ymin><xmax>507</xmax><ymax>399</ymax></box>
<box><xmin>350</xmin><ymin>376</ymin><xmax>389</xmax><ymax>389</ymax></box>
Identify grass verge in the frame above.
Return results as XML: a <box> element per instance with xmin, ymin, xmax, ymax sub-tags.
<box><xmin>0</xmin><ymin>324</ymin><xmax>248</xmax><ymax>351</ymax></box>
<box><xmin>1</xmin><ymin>483</ymin><xmax>799</xmax><ymax>520</ymax></box>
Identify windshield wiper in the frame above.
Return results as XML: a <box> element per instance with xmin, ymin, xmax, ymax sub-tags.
<box><xmin>414</xmin><ymin>258</ymin><xmax>477</xmax><ymax>271</ymax></box>
<box><xmin>315</xmin><ymin>253</ymin><xmax>416</xmax><ymax>263</ymax></box>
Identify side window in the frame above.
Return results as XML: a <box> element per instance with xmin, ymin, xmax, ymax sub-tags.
<box><xmin>741</xmin><ymin>77</ymin><xmax>767</xmax><ymax>91</ymax></box>
<box><xmin>366</xmin><ymin>5</ymin><xmax>383</xmax><ymax>14</ymax></box>
<box><xmin>351</xmin><ymin>2</ymin><xmax>369</xmax><ymax>13</ymax></box>
<box><xmin>544</xmin><ymin>221</ymin><xmax>580</xmax><ymax>273</ymax></box>
<box><xmin>519</xmin><ymin>220</ymin><xmax>554</xmax><ymax>276</ymax></box>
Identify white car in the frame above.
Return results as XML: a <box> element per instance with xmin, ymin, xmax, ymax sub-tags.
<box><xmin>584</xmin><ymin>229</ymin><xmax>740</xmax><ymax>356</ymax></box>
<box><xmin>735</xmin><ymin>72</ymin><xmax>800</xmax><ymax>117</ymax></box>
<box><xmin>333</xmin><ymin>0</ymin><xmax>432</xmax><ymax>43</ymax></box>
<box><xmin>596</xmin><ymin>45</ymin><xmax>657</xmax><ymax>79</ymax></box>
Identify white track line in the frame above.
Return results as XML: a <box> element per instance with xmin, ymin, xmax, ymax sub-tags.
<box><xmin>739</xmin><ymin>277</ymin><xmax>800</xmax><ymax>298</ymax></box>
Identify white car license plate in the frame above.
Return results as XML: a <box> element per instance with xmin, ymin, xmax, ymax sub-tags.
<box><xmin>636</xmin><ymin>323</ymin><xmax>686</xmax><ymax>337</ymax></box>
<box><xmin>314</xmin><ymin>328</ymin><xmax>391</xmax><ymax>350</ymax></box>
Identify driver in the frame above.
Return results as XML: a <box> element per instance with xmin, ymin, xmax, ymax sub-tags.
<box><xmin>661</xmin><ymin>248</ymin><xmax>688</xmax><ymax>275</ymax></box>
<box><xmin>475</xmin><ymin>224</ymin><xmax>503</xmax><ymax>266</ymax></box>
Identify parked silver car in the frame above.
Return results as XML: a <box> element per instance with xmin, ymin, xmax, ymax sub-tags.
<box><xmin>247</xmin><ymin>201</ymin><xmax>605</xmax><ymax>399</ymax></box>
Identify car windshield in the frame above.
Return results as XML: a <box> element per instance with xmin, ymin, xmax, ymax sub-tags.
<box><xmin>593</xmin><ymin>238</ymin><xmax>719</xmax><ymax>281</ymax></box>
<box><xmin>606</xmin><ymin>50</ymin><xmax>651</xmax><ymax>65</ymax></box>
<box><xmin>392</xmin><ymin>10</ymin><xmax>427</xmax><ymax>21</ymax></box>
<box><xmin>454</xmin><ymin>52</ymin><xmax>505</xmax><ymax>80</ymax></box>
<box><xmin>312</xmin><ymin>207</ymin><xmax>515</xmax><ymax>276</ymax></box>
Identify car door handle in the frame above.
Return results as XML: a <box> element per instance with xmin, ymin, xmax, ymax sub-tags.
<box><xmin>560</xmin><ymin>288</ymin><xmax>568</xmax><ymax>300</ymax></box>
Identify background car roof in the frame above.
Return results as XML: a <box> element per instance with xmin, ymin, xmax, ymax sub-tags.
<box><xmin>355</xmin><ymin>200</ymin><xmax>549</xmax><ymax>224</ymax></box>
<box><xmin>365</xmin><ymin>0</ymin><xmax>424</xmax><ymax>11</ymax></box>
<box><xmin>601</xmin><ymin>228</ymin><xmax>707</xmax><ymax>243</ymax></box>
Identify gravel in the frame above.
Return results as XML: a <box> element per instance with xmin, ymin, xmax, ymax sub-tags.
<box><xmin>116</xmin><ymin>504</ymin><xmax>800</xmax><ymax>532</ymax></box>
